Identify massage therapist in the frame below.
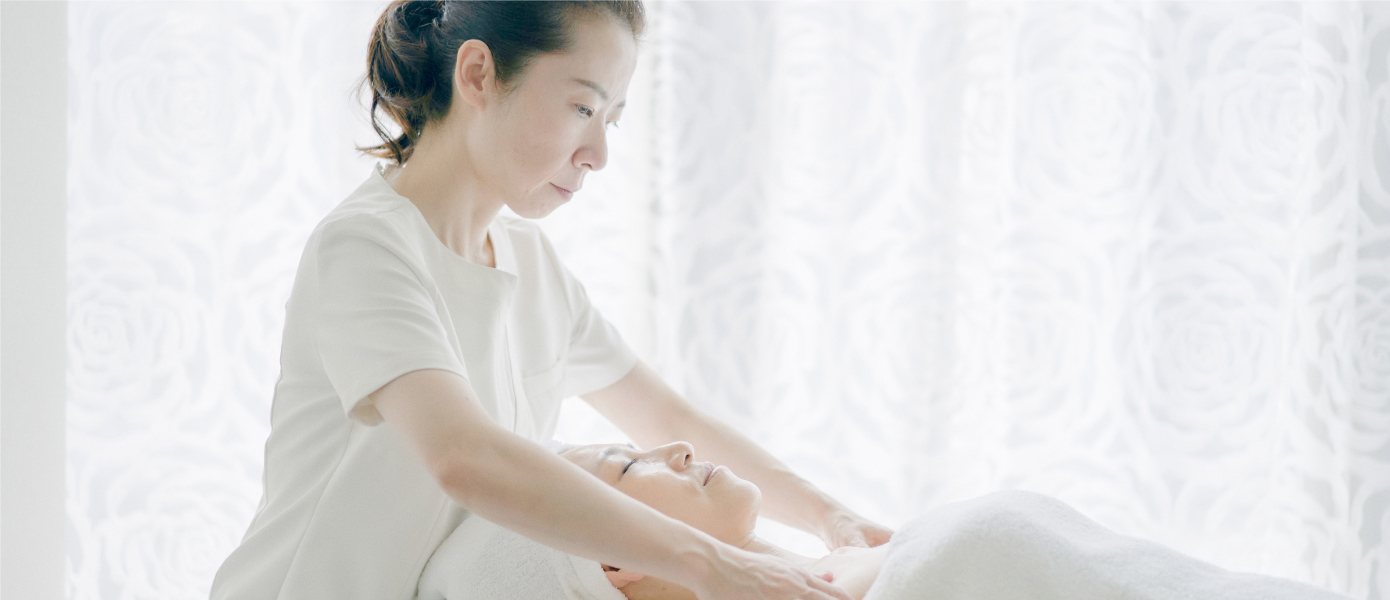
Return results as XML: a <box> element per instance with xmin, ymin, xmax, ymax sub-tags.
<box><xmin>209</xmin><ymin>2</ymin><xmax>887</xmax><ymax>599</ymax></box>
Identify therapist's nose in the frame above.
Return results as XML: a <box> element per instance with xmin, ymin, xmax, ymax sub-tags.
<box><xmin>656</xmin><ymin>441</ymin><xmax>694</xmax><ymax>471</ymax></box>
<box><xmin>574</xmin><ymin>124</ymin><xmax>609</xmax><ymax>172</ymax></box>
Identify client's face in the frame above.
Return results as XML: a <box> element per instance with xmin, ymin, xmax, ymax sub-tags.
<box><xmin>563</xmin><ymin>442</ymin><xmax>761</xmax><ymax>545</ymax></box>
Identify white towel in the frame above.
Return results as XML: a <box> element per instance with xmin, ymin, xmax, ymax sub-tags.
<box><xmin>417</xmin><ymin>514</ymin><xmax>626</xmax><ymax>600</ymax></box>
<box><xmin>864</xmin><ymin>491</ymin><xmax>1352</xmax><ymax>600</ymax></box>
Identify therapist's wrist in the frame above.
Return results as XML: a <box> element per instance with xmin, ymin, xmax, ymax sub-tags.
<box><xmin>663</xmin><ymin>529</ymin><xmax>722</xmax><ymax>593</ymax></box>
<box><xmin>776</xmin><ymin>479</ymin><xmax>844</xmax><ymax>535</ymax></box>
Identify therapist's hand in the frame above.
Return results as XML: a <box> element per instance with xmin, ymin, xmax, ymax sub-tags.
<box><xmin>820</xmin><ymin>508</ymin><xmax>893</xmax><ymax>550</ymax></box>
<box><xmin>693</xmin><ymin>545</ymin><xmax>851</xmax><ymax>600</ymax></box>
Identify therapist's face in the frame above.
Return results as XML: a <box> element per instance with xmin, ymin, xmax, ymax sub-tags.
<box><xmin>465</xmin><ymin>13</ymin><xmax>637</xmax><ymax>219</ymax></box>
<box><xmin>563</xmin><ymin>442</ymin><xmax>761</xmax><ymax>546</ymax></box>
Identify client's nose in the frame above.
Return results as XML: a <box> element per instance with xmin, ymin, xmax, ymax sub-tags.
<box><xmin>659</xmin><ymin>441</ymin><xmax>694</xmax><ymax>470</ymax></box>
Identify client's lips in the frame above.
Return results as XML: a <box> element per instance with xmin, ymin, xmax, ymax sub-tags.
<box><xmin>702</xmin><ymin>463</ymin><xmax>716</xmax><ymax>486</ymax></box>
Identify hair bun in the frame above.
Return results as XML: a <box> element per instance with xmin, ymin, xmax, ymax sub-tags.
<box><xmin>399</xmin><ymin>0</ymin><xmax>444</xmax><ymax>32</ymax></box>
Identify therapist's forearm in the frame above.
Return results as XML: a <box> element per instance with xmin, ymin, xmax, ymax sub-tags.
<box><xmin>585</xmin><ymin>363</ymin><xmax>849</xmax><ymax>536</ymax></box>
<box><xmin>442</xmin><ymin>429</ymin><xmax>853</xmax><ymax>600</ymax></box>
<box><xmin>643</xmin><ymin>405</ymin><xmax>846</xmax><ymax>536</ymax></box>
<box><xmin>440</xmin><ymin>423</ymin><xmax>724</xmax><ymax>588</ymax></box>
<box><xmin>371</xmin><ymin>369</ymin><xmax>724</xmax><ymax>591</ymax></box>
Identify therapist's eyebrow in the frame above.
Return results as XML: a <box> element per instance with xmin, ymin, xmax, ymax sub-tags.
<box><xmin>572</xmin><ymin>78</ymin><xmax>625</xmax><ymax>109</ymax></box>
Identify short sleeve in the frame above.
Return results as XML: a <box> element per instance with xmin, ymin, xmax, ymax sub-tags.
<box><xmin>558</xmin><ymin>264</ymin><xmax>638</xmax><ymax>398</ymax></box>
<box><xmin>313</xmin><ymin>216</ymin><xmax>467</xmax><ymax>424</ymax></box>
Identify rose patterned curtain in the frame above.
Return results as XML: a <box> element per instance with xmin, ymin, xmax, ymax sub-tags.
<box><xmin>68</xmin><ymin>2</ymin><xmax>1389</xmax><ymax>598</ymax></box>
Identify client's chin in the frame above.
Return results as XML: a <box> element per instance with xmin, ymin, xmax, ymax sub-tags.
<box><xmin>711</xmin><ymin>468</ymin><xmax>762</xmax><ymax>545</ymax></box>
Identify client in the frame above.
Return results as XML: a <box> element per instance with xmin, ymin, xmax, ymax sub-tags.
<box><xmin>416</xmin><ymin>441</ymin><xmax>1353</xmax><ymax>600</ymax></box>
<box><xmin>557</xmin><ymin>441</ymin><xmax>882</xmax><ymax>600</ymax></box>
<box><xmin>557</xmin><ymin>442</ymin><xmax>1353</xmax><ymax>600</ymax></box>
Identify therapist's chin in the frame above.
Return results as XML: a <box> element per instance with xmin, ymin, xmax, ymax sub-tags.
<box><xmin>507</xmin><ymin>194</ymin><xmax>568</xmax><ymax>219</ymax></box>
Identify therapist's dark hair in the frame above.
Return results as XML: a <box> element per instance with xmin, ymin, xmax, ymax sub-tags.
<box><xmin>360</xmin><ymin>0</ymin><xmax>646</xmax><ymax>165</ymax></box>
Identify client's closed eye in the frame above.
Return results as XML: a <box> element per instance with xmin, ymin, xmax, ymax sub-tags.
<box><xmin>622</xmin><ymin>459</ymin><xmax>637</xmax><ymax>476</ymax></box>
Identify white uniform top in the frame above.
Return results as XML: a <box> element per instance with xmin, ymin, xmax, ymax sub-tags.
<box><xmin>211</xmin><ymin>166</ymin><xmax>638</xmax><ymax>600</ymax></box>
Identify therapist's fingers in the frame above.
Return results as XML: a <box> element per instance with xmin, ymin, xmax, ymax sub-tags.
<box><xmin>698</xmin><ymin>546</ymin><xmax>853</xmax><ymax>600</ymax></box>
<box><xmin>822</xmin><ymin>510</ymin><xmax>894</xmax><ymax>550</ymax></box>
<box><xmin>863</xmin><ymin>524</ymin><xmax>894</xmax><ymax>548</ymax></box>
<box><xmin>802</xmin><ymin>572</ymin><xmax>854</xmax><ymax>600</ymax></box>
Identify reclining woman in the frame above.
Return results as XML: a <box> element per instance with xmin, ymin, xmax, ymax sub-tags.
<box><xmin>543</xmin><ymin>442</ymin><xmax>1354</xmax><ymax>600</ymax></box>
<box><xmin>417</xmin><ymin>440</ymin><xmax>882</xmax><ymax>600</ymax></box>
<box><xmin>559</xmin><ymin>441</ymin><xmax>884</xmax><ymax>600</ymax></box>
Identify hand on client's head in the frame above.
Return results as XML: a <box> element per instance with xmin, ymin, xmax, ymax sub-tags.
<box><xmin>601</xmin><ymin>563</ymin><xmax>647</xmax><ymax>590</ymax></box>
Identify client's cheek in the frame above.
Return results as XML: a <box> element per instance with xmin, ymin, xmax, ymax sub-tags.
<box><xmin>626</xmin><ymin>487</ymin><xmax>683</xmax><ymax>521</ymax></box>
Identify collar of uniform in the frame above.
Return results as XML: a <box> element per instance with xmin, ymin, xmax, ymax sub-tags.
<box><xmin>372</xmin><ymin>163</ymin><xmax>519</xmax><ymax>278</ymax></box>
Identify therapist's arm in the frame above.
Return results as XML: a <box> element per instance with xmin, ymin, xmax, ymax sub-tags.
<box><xmin>369</xmin><ymin>368</ymin><xmax>850</xmax><ymax>600</ymax></box>
<box><xmin>581</xmin><ymin>361</ymin><xmax>893</xmax><ymax>550</ymax></box>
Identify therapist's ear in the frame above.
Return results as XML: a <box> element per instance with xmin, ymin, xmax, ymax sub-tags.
<box><xmin>602</xmin><ymin>565</ymin><xmax>645</xmax><ymax>589</ymax></box>
<box><xmin>453</xmin><ymin>39</ymin><xmax>498</xmax><ymax>110</ymax></box>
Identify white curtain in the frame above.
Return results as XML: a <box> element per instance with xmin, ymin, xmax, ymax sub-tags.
<box><xmin>67</xmin><ymin>2</ymin><xmax>1389</xmax><ymax>599</ymax></box>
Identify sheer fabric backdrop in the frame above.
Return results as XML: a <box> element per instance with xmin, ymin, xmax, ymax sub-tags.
<box><xmin>66</xmin><ymin>2</ymin><xmax>1389</xmax><ymax>599</ymax></box>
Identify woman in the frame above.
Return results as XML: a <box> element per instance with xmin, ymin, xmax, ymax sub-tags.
<box><xmin>210</xmin><ymin>2</ymin><xmax>884</xmax><ymax>600</ymax></box>
<box><xmin>558</xmin><ymin>442</ymin><xmax>887</xmax><ymax>600</ymax></box>
<box><xmin>549</xmin><ymin>442</ymin><xmax>1354</xmax><ymax>600</ymax></box>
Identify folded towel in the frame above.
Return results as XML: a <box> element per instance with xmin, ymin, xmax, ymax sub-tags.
<box><xmin>864</xmin><ymin>491</ymin><xmax>1352</xmax><ymax>600</ymax></box>
<box><xmin>417</xmin><ymin>514</ymin><xmax>625</xmax><ymax>600</ymax></box>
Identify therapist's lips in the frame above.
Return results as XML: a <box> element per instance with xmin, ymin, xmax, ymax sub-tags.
<box><xmin>551</xmin><ymin>183</ymin><xmax>575</xmax><ymax>200</ymax></box>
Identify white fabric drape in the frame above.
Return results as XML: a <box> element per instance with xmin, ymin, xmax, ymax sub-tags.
<box><xmin>67</xmin><ymin>2</ymin><xmax>1388</xmax><ymax>599</ymax></box>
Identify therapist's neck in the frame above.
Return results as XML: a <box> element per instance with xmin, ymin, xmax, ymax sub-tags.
<box><xmin>381</xmin><ymin>121</ymin><xmax>502</xmax><ymax>267</ymax></box>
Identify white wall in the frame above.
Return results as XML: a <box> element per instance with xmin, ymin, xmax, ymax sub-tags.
<box><xmin>1</xmin><ymin>2</ymin><xmax>69</xmax><ymax>599</ymax></box>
